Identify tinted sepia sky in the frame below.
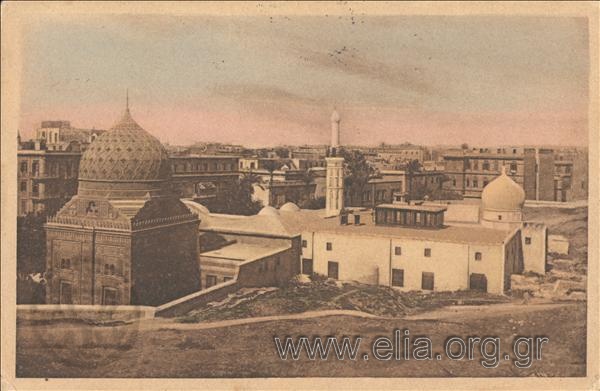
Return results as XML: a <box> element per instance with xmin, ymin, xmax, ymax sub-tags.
<box><xmin>18</xmin><ymin>13</ymin><xmax>589</xmax><ymax>146</ymax></box>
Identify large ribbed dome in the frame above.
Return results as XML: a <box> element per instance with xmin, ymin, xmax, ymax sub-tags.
<box><xmin>79</xmin><ymin>108</ymin><xmax>170</xmax><ymax>182</ymax></box>
<box><xmin>77</xmin><ymin>107</ymin><xmax>172</xmax><ymax>199</ymax></box>
<box><xmin>481</xmin><ymin>167</ymin><xmax>526</xmax><ymax>211</ymax></box>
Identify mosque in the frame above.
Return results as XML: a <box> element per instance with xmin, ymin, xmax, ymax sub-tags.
<box><xmin>44</xmin><ymin>102</ymin><xmax>547</xmax><ymax>309</ymax></box>
<box><xmin>180</xmin><ymin>109</ymin><xmax>547</xmax><ymax>302</ymax></box>
<box><xmin>44</xmin><ymin>102</ymin><xmax>201</xmax><ymax>306</ymax></box>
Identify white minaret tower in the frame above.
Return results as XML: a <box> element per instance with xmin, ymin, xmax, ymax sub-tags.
<box><xmin>325</xmin><ymin>109</ymin><xmax>344</xmax><ymax>217</ymax></box>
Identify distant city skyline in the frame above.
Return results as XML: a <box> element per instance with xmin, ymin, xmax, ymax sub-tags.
<box><xmin>19</xmin><ymin>13</ymin><xmax>589</xmax><ymax>147</ymax></box>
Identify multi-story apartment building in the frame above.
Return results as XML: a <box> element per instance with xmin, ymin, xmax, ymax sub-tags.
<box><xmin>289</xmin><ymin>145</ymin><xmax>328</xmax><ymax>160</ymax></box>
<box><xmin>17</xmin><ymin>121</ymin><xmax>106</xmax><ymax>217</ymax></box>
<box><xmin>345</xmin><ymin>170</ymin><xmax>446</xmax><ymax>208</ymax></box>
<box><xmin>443</xmin><ymin>146</ymin><xmax>587</xmax><ymax>202</ymax></box>
<box><xmin>35</xmin><ymin>120</ymin><xmax>105</xmax><ymax>151</ymax></box>
<box><xmin>169</xmin><ymin>154</ymin><xmax>240</xmax><ymax>209</ymax></box>
<box><xmin>553</xmin><ymin>148</ymin><xmax>588</xmax><ymax>202</ymax></box>
<box><xmin>17</xmin><ymin>142</ymin><xmax>81</xmax><ymax>216</ymax></box>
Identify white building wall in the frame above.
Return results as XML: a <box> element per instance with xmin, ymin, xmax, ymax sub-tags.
<box><xmin>306</xmin><ymin>231</ymin><xmax>507</xmax><ymax>294</ymax></box>
<box><xmin>390</xmin><ymin>239</ymin><xmax>469</xmax><ymax>292</ymax></box>
<box><xmin>312</xmin><ymin>233</ymin><xmax>390</xmax><ymax>285</ymax></box>
<box><xmin>467</xmin><ymin>244</ymin><xmax>505</xmax><ymax>294</ymax></box>
<box><xmin>521</xmin><ymin>223</ymin><xmax>547</xmax><ymax>274</ymax></box>
<box><xmin>301</xmin><ymin>231</ymin><xmax>314</xmax><ymax>260</ymax></box>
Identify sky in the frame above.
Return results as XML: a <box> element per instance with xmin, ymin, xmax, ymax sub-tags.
<box><xmin>18</xmin><ymin>13</ymin><xmax>589</xmax><ymax>147</ymax></box>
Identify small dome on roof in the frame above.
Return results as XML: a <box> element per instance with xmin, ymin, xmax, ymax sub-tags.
<box><xmin>258</xmin><ymin>205</ymin><xmax>280</xmax><ymax>216</ymax></box>
<box><xmin>481</xmin><ymin>167</ymin><xmax>526</xmax><ymax>211</ymax></box>
<box><xmin>280</xmin><ymin>202</ymin><xmax>300</xmax><ymax>212</ymax></box>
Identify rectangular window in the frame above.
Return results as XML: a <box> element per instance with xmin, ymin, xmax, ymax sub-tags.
<box><xmin>391</xmin><ymin>269</ymin><xmax>404</xmax><ymax>287</ymax></box>
<box><xmin>469</xmin><ymin>273</ymin><xmax>488</xmax><ymax>292</ymax></box>
<box><xmin>473</xmin><ymin>179</ymin><xmax>478</xmax><ymax>188</ymax></box>
<box><xmin>302</xmin><ymin>258</ymin><xmax>313</xmax><ymax>275</ymax></box>
<box><xmin>20</xmin><ymin>181</ymin><xmax>27</xmax><ymax>192</ymax></box>
<box><xmin>223</xmin><ymin>277</ymin><xmax>233</xmax><ymax>282</ymax></box>
<box><xmin>302</xmin><ymin>240</ymin><xmax>307</xmax><ymax>248</ymax></box>
<box><xmin>394</xmin><ymin>246</ymin><xmax>401</xmax><ymax>256</ymax></box>
<box><xmin>102</xmin><ymin>287</ymin><xmax>118</xmax><ymax>305</ymax></box>
<box><xmin>59</xmin><ymin>281</ymin><xmax>73</xmax><ymax>304</ymax></box>
<box><xmin>475</xmin><ymin>252</ymin><xmax>482</xmax><ymax>261</ymax></box>
<box><xmin>510</xmin><ymin>163</ymin><xmax>517</xmax><ymax>172</ymax></box>
<box><xmin>326</xmin><ymin>242</ymin><xmax>332</xmax><ymax>251</ymax></box>
<box><xmin>525</xmin><ymin>237</ymin><xmax>532</xmax><ymax>245</ymax></box>
<box><xmin>20</xmin><ymin>162</ymin><xmax>28</xmax><ymax>173</ymax></box>
<box><xmin>422</xmin><ymin>272</ymin><xmax>434</xmax><ymax>291</ymax></box>
<box><xmin>327</xmin><ymin>261</ymin><xmax>339</xmax><ymax>280</ymax></box>
<box><xmin>424</xmin><ymin>248</ymin><xmax>431</xmax><ymax>257</ymax></box>
<box><xmin>205</xmin><ymin>275</ymin><xmax>217</xmax><ymax>288</ymax></box>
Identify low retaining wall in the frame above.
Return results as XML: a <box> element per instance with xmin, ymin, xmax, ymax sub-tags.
<box><xmin>17</xmin><ymin>304</ymin><xmax>156</xmax><ymax>322</ymax></box>
<box><xmin>155</xmin><ymin>279</ymin><xmax>240</xmax><ymax>318</ymax></box>
<box><xmin>524</xmin><ymin>200</ymin><xmax>587</xmax><ymax>209</ymax></box>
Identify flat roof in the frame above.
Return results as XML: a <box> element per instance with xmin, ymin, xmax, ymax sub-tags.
<box><xmin>196</xmin><ymin>205</ymin><xmax>511</xmax><ymax>246</ymax></box>
<box><xmin>376</xmin><ymin>203</ymin><xmax>448</xmax><ymax>213</ymax></box>
<box><xmin>200</xmin><ymin>242</ymin><xmax>290</xmax><ymax>261</ymax></box>
<box><xmin>277</xmin><ymin>209</ymin><xmax>511</xmax><ymax>245</ymax></box>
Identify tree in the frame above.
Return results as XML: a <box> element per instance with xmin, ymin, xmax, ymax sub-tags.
<box><xmin>410</xmin><ymin>173</ymin><xmax>463</xmax><ymax>201</ymax></box>
<box><xmin>300</xmin><ymin>196</ymin><xmax>325</xmax><ymax>210</ymax></box>
<box><xmin>461</xmin><ymin>143</ymin><xmax>469</xmax><ymax>150</ymax></box>
<box><xmin>338</xmin><ymin>148</ymin><xmax>374</xmax><ymax>207</ymax></box>
<box><xmin>210</xmin><ymin>174</ymin><xmax>263</xmax><ymax>215</ymax></box>
<box><xmin>17</xmin><ymin>211</ymin><xmax>48</xmax><ymax>304</ymax></box>
<box><xmin>405</xmin><ymin>159</ymin><xmax>422</xmax><ymax>201</ymax></box>
<box><xmin>273</xmin><ymin>147</ymin><xmax>290</xmax><ymax>159</ymax></box>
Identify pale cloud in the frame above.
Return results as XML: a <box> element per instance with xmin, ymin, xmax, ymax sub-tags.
<box><xmin>18</xmin><ymin>13</ymin><xmax>589</xmax><ymax>146</ymax></box>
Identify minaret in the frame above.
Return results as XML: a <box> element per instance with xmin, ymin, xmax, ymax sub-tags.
<box><xmin>325</xmin><ymin>109</ymin><xmax>344</xmax><ymax>217</ymax></box>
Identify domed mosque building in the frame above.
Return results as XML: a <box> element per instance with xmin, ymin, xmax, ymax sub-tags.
<box><xmin>45</xmin><ymin>100</ymin><xmax>201</xmax><ymax>306</ymax></box>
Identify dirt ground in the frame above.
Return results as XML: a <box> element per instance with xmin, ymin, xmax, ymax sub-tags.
<box><xmin>16</xmin><ymin>301</ymin><xmax>586</xmax><ymax>378</ymax></box>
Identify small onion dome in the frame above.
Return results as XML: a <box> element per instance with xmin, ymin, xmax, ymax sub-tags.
<box><xmin>481</xmin><ymin>167</ymin><xmax>526</xmax><ymax>211</ymax></box>
<box><xmin>279</xmin><ymin>202</ymin><xmax>300</xmax><ymax>212</ymax></box>
<box><xmin>331</xmin><ymin>109</ymin><xmax>340</xmax><ymax>123</ymax></box>
<box><xmin>258</xmin><ymin>205</ymin><xmax>280</xmax><ymax>216</ymax></box>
